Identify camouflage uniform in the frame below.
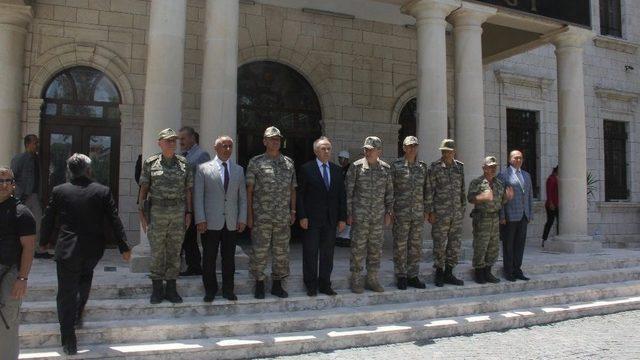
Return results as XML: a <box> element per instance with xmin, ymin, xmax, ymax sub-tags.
<box><xmin>246</xmin><ymin>153</ymin><xmax>296</xmax><ymax>281</ymax></box>
<box><xmin>468</xmin><ymin>175</ymin><xmax>507</xmax><ymax>269</ymax></box>
<box><xmin>140</xmin><ymin>153</ymin><xmax>192</xmax><ymax>280</ymax></box>
<box><xmin>346</xmin><ymin>158</ymin><xmax>394</xmax><ymax>275</ymax></box>
<box><xmin>391</xmin><ymin>158</ymin><xmax>428</xmax><ymax>279</ymax></box>
<box><xmin>425</xmin><ymin>158</ymin><xmax>465</xmax><ymax>270</ymax></box>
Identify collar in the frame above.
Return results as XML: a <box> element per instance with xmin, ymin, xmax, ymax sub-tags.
<box><xmin>214</xmin><ymin>156</ymin><xmax>231</xmax><ymax>167</ymax></box>
<box><xmin>510</xmin><ymin>165</ymin><xmax>520</xmax><ymax>173</ymax></box>
<box><xmin>316</xmin><ymin>158</ymin><xmax>328</xmax><ymax>167</ymax></box>
<box><xmin>184</xmin><ymin>144</ymin><xmax>199</xmax><ymax>155</ymax></box>
<box><xmin>362</xmin><ymin>158</ymin><xmax>379</xmax><ymax>169</ymax></box>
<box><xmin>160</xmin><ymin>154</ymin><xmax>176</xmax><ymax>165</ymax></box>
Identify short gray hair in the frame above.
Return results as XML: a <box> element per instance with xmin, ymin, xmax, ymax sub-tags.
<box><xmin>214</xmin><ymin>135</ymin><xmax>234</xmax><ymax>147</ymax></box>
<box><xmin>0</xmin><ymin>166</ymin><xmax>14</xmax><ymax>178</ymax></box>
<box><xmin>67</xmin><ymin>153</ymin><xmax>92</xmax><ymax>179</ymax></box>
<box><xmin>313</xmin><ymin>136</ymin><xmax>331</xmax><ymax>151</ymax></box>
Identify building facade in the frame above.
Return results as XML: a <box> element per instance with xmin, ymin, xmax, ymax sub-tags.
<box><xmin>0</xmin><ymin>0</ymin><xmax>638</xmax><ymax>255</ymax></box>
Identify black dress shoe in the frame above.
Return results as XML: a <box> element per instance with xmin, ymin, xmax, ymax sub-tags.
<box><xmin>505</xmin><ymin>275</ymin><xmax>517</xmax><ymax>282</ymax></box>
<box><xmin>62</xmin><ymin>334</ymin><xmax>78</xmax><ymax>355</ymax></box>
<box><xmin>255</xmin><ymin>281</ymin><xmax>265</xmax><ymax>299</ymax></box>
<box><xmin>407</xmin><ymin>277</ymin><xmax>426</xmax><ymax>289</ymax></box>
<box><xmin>222</xmin><ymin>292</ymin><xmax>238</xmax><ymax>301</ymax></box>
<box><xmin>203</xmin><ymin>294</ymin><xmax>215</xmax><ymax>302</ymax></box>
<box><xmin>179</xmin><ymin>268</ymin><xmax>203</xmax><ymax>276</ymax></box>
<box><xmin>306</xmin><ymin>288</ymin><xmax>317</xmax><ymax>297</ymax></box>
<box><xmin>34</xmin><ymin>252</ymin><xmax>54</xmax><ymax>259</ymax></box>
<box><xmin>319</xmin><ymin>286</ymin><xmax>337</xmax><ymax>296</ymax></box>
<box><xmin>397</xmin><ymin>276</ymin><xmax>407</xmax><ymax>290</ymax></box>
<box><xmin>515</xmin><ymin>273</ymin><xmax>530</xmax><ymax>281</ymax></box>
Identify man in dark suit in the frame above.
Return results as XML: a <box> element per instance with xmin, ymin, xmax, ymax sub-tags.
<box><xmin>41</xmin><ymin>154</ymin><xmax>131</xmax><ymax>355</ymax></box>
<box><xmin>498</xmin><ymin>150</ymin><xmax>534</xmax><ymax>282</ymax></box>
<box><xmin>297</xmin><ymin>136</ymin><xmax>347</xmax><ymax>297</ymax></box>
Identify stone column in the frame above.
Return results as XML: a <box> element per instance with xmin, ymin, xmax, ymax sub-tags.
<box><xmin>449</xmin><ymin>2</ymin><xmax>496</xmax><ymax>241</ymax></box>
<box><xmin>132</xmin><ymin>0</ymin><xmax>187</xmax><ymax>272</ymax></box>
<box><xmin>0</xmin><ymin>4</ymin><xmax>32</xmax><ymax>165</ymax></box>
<box><xmin>546</xmin><ymin>26</ymin><xmax>600</xmax><ymax>253</ymax></box>
<box><xmin>199</xmin><ymin>0</ymin><xmax>239</xmax><ymax>152</ymax></box>
<box><xmin>402</xmin><ymin>0</ymin><xmax>460</xmax><ymax>163</ymax></box>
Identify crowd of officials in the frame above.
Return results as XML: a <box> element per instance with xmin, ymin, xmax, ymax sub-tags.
<box><xmin>0</xmin><ymin>126</ymin><xmax>557</xmax><ymax>357</ymax></box>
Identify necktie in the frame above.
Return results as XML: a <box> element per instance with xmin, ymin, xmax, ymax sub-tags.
<box><xmin>515</xmin><ymin>169</ymin><xmax>525</xmax><ymax>193</ymax></box>
<box><xmin>222</xmin><ymin>162</ymin><xmax>229</xmax><ymax>193</ymax></box>
<box><xmin>322</xmin><ymin>163</ymin><xmax>330</xmax><ymax>190</ymax></box>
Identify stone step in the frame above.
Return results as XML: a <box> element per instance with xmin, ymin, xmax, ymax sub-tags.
<box><xmin>19</xmin><ymin>279</ymin><xmax>640</xmax><ymax>350</ymax></box>
<box><xmin>19</xmin><ymin>266</ymin><xmax>640</xmax><ymax>324</ymax></box>
<box><xmin>18</xmin><ymin>288</ymin><xmax>640</xmax><ymax>359</ymax></box>
<box><xmin>22</xmin><ymin>254</ymin><xmax>640</xmax><ymax>302</ymax></box>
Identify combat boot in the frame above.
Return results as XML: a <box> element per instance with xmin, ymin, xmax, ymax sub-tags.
<box><xmin>434</xmin><ymin>268</ymin><xmax>444</xmax><ymax>287</ymax></box>
<box><xmin>443</xmin><ymin>265</ymin><xmax>464</xmax><ymax>286</ymax></box>
<box><xmin>150</xmin><ymin>280</ymin><xmax>164</xmax><ymax>304</ymax></box>
<box><xmin>397</xmin><ymin>276</ymin><xmax>407</xmax><ymax>290</ymax></box>
<box><xmin>484</xmin><ymin>267</ymin><xmax>501</xmax><ymax>284</ymax></box>
<box><xmin>255</xmin><ymin>280</ymin><xmax>265</xmax><ymax>299</ymax></box>
<box><xmin>350</xmin><ymin>272</ymin><xmax>364</xmax><ymax>294</ymax></box>
<box><xmin>365</xmin><ymin>273</ymin><xmax>385</xmax><ymax>293</ymax></box>
<box><xmin>474</xmin><ymin>268</ymin><xmax>486</xmax><ymax>284</ymax></box>
<box><xmin>407</xmin><ymin>276</ymin><xmax>426</xmax><ymax>289</ymax></box>
<box><xmin>271</xmin><ymin>280</ymin><xmax>288</xmax><ymax>298</ymax></box>
<box><xmin>164</xmin><ymin>280</ymin><xmax>183</xmax><ymax>303</ymax></box>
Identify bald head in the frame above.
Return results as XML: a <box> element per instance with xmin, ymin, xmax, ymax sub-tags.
<box><xmin>509</xmin><ymin>150</ymin><xmax>523</xmax><ymax>170</ymax></box>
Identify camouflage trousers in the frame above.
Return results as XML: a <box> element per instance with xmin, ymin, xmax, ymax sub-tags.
<box><xmin>350</xmin><ymin>217</ymin><xmax>384</xmax><ymax>274</ymax></box>
<box><xmin>392</xmin><ymin>215</ymin><xmax>424</xmax><ymax>278</ymax></box>
<box><xmin>431</xmin><ymin>212</ymin><xmax>463</xmax><ymax>269</ymax></box>
<box><xmin>147</xmin><ymin>205</ymin><xmax>185</xmax><ymax>280</ymax></box>
<box><xmin>472</xmin><ymin>213</ymin><xmax>500</xmax><ymax>269</ymax></box>
<box><xmin>250</xmin><ymin>221</ymin><xmax>290</xmax><ymax>281</ymax></box>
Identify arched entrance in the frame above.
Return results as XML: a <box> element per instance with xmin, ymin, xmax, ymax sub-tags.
<box><xmin>397</xmin><ymin>98</ymin><xmax>417</xmax><ymax>156</ymax></box>
<box><xmin>40</xmin><ymin>66</ymin><xmax>122</xmax><ymax>206</ymax></box>
<box><xmin>237</xmin><ymin>61</ymin><xmax>322</xmax><ymax>169</ymax></box>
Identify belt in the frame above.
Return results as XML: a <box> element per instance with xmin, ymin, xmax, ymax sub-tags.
<box><xmin>151</xmin><ymin>198</ymin><xmax>184</xmax><ymax>207</ymax></box>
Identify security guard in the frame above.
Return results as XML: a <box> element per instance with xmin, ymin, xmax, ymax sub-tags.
<box><xmin>139</xmin><ymin>128</ymin><xmax>193</xmax><ymax>304</ymax></box>
<box><xmin>391</xmin><ymin>136</ymin><xmax>428</xmax><ymax>290</ymax></box>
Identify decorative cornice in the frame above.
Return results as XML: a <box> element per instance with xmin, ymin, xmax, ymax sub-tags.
<box><xmin>494</xmin><ymin>69</ymin><xmax>554</xmax><ymax>90</ymax></box>
<box><xmin>0</xmin><ymin>3</ymin><xmax>33</xmax><ymax>29</ymax></box>
<box><xmin>594</xmin><ymin>86</ymin><xmax>639</xmax><ymax>103</ymax></box>
<box><xmin>593</xmin><ymin>35</ymin><xmax>638</xmax><ymax>54</ymax></box>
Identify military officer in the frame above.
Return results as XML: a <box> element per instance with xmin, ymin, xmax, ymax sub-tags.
<box><xmin>425</xmin><ymin>139</ymin><xmax>465</xmax><ymax>287</ymax></box>
<box><xmin>468</xmin><ymin>156</ymin><xmax>514</xmax><ymax>284</ymax></box>
<box><xmin>138</xmin><ymin>128</ymin><xmax>193</xmax><ymax>304</ymax></box>
<box><xmin>391</xmin><ymin>136</ymin><xmax>428</xmax><ymax>290</ymax></box>
<box><xmin>246</xmin><ymin>126</ymin><xmax>297</xmax><ymax>299</ymax></box>
<box><xmin>346</xmin><ymin>136</ymin><xmax>394</xmax><ymax>294</ymax></box>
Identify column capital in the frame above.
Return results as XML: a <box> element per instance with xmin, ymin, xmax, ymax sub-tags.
<box><xmin>545</xmin><ymin>25</ymin><xmax>594</xmax><ymax>49</ymax></box>
<box><xmin>0</xmin><ymin>3</ymin><xmax>33</xmax><ymax>29</ymax></box>
<box><xmin>402</xmin><ymin>0</ymin><xmax>461</xmax><ymax>21</ymax></box>
<box><xmin>448</xmin><ymin>1</ymin><xmax>496</xmax><ymax>27</ymax></box>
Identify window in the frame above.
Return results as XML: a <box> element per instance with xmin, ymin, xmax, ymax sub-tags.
<box><xmin>506</xmin><ymin>109</ymin><xmax>539</xmax><ymax>198</ymax></box>
<box><xmin>604</xmin><ymin>120</ymin><xmax>628</xmax><ymax>200</ymax></box>
<box><xmin>397</xmin><ymin>98</ymin><xmax>416</xmax><ymax>156</ymax></box>
<box><xmin>600</xmin><ymin>0</ymin><xmax>622</xmax><ymax>37</ymax></box>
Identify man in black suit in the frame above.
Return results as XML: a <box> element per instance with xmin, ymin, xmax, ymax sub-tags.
<box><xmin>41</xmin><ymin>154</ymin><xmax>131</xmax><ymax>355</ymax></box>
<box><xmin>297</xmin><ymin>137</ymin><xmax>347</xmax><ymax>297</ymax></box>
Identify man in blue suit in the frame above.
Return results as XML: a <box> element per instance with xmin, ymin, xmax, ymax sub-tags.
<box><xmin>498</xmin><ymin>150</ymin><xmax>533</xmax><ymax>282</ymax></box>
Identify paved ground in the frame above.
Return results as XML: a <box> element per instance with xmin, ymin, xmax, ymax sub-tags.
<box><xmin>262</xmin><ymin>310</ymin><xmax>640</xmax><ymax>359</ymax></box>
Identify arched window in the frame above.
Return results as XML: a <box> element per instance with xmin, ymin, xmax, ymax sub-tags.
<box><xmin>398</xmin><ymin>98</ymin><xmax>417</xmax><ymax>156</ymax></box>
<box><xmin>42</xmin><ymin>66</ymin><xmax>121</xmax><ymax>121</ymax></box>
<box><xmin>237</xmin><ymin>61</ymin><xmax>322</xmax><ymax>169</ymax></box>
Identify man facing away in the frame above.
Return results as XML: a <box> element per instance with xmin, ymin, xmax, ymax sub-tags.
<box><xmin>41</xmin><ymin>154</ymin><xmax>131</xmax><ymax>355</ymax></box>
<box><xmin>194</xmin><ymin>136</ymin><xmax>246</xmax><ymax>302</ymax></box>
<box><xmin>297</xmin><ymin>136</ymin><xmax>347</xmax><ymax>297</ymax></box>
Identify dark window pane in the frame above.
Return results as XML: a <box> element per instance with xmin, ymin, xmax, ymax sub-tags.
<box><xmin>94</xmin><ymin>76</ymin><xmax>121</xmax><ymax>103</ymax></box>
<box><xmin>600</xmin><ymin>0</ymin><xmax>622</xmax><ymax>37</ymax></box>
<box><xmin>507</xmin><ymin>109</ymin><xmax>539</xmax><ymax>198</ymax></box>
<box><xmin>604</xmin><ymin>120</ymin><xmax>628</xmax><ymax>200</ymax></box>
<box><xmin>62</xmin><ymin>104</ymin><xmax>104</xmax><ymax>118</ymax></box>
<box><xmin>398</xmin><ymin>98</ymin><xmax>417</xmax><ymax>156</ymax></box>
<box><xmin>48</xmin><ymin>133</ymin><xmax>73</xmax><ymax>187</ymax></box>
<box><xmin>44</xmin><ymin>75</ymin><xmax>74</xmax><ymax>100</ymax></box>
<box><xmin>44</xmin><ymin>103</ymin><xmax>57</xmax><ymax>116</ymax></box>
<box><xmin>89</xmin><ymin>135</ymin><xmax>112</xmax><ymax>186</ymax></box>
<box><xmin>69</xmin><ymin>67</ymin><xmax>103</xmax><ymax>101</ymax></box>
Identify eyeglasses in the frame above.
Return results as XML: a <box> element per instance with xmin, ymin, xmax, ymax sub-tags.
<box><xmin>0</xmin><ymin>179</ymin><xmax>15</xmax><ymax>185</ymax></box>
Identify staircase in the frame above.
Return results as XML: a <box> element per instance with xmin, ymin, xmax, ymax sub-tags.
<box><xmin>18</xmin><ymin>247</ymin><xmax>640</xmax><ymax>359</ymax></box>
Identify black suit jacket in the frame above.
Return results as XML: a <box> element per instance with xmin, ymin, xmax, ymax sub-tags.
<box><xmin>40</xmin><ymin>176</ymin><xmax>130</xmax><ymax>261</ymax></box>
<box><xmin>297</xmin><ymin>160</ymin><xmax>347</xmax><ymax>227</ymax></box>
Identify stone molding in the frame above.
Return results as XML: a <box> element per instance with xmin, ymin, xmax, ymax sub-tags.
<box><xmin>391</xmin><ymin>82</ymin><xmax>417</xmax><ymax>124</ymax></box>
<box><xmin>401</xmin><ymin>0</ymin><xmax>461</xmax><ymax>22</ymax></box>
<box><xmin>0</xmin><ymin>3</ymin><xmax>32</xmax><ymax>29</ymax></box>
<box><xmin>494</xmin><ymin>69</ymin><xmax>554</xmax><ymax>92</ymax></box>
<box><xmin>593</xmin><ymin>35</ymin><xmax>638</xmax><ymax>54</ymax></box>
<box><xmin>544</xmin><ymin>25</ymin><xmax>594</xmax><ymax>49</ymax></box>
<box><xmin>594</xmin><ymin>86</ymin><xmax>640</xmax><ymax>104</ymax></box>
<box><xmin>448</xmin><ymin>1</ymin><xmax>496</xmax><ymax>27</ymax></box>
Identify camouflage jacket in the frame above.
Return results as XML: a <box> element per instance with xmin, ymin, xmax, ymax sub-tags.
<box><xmin>246</xmin><ymin>153</ymin><xmax>297</xmax><ymax>223</ymax></box>
<box><xmin>346</xmin><ymin>157</ymin><xmax>394</xmax><ymax>219</ymax></box>
<box><xmin>467</xmin><ymin>175</ymin><xmax>507</xmax><ymax>215</ymax></box>
<box><xmin>391</xmin><ymin>158</ymin><xmax>428</xmax><ymax>218</ymax></box>
<box><xmin>140</xmin><ymin>153</ymin><xmax>193</xmax><ymax>202</ymax></box>
<box><xmin>425</xmin><ymin>158</ymin><xmax>466</xmax><ymax>215</ymax></box>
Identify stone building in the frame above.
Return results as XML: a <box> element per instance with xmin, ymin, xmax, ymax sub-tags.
<box><xmin>0</xmin><ymin>0</ymin><xmax>638</xmax><ymax>260</ymax></box>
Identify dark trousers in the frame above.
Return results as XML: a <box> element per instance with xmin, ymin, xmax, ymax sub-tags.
<box><xmin>202</xmin><ymin>227</ymin><xmax>236</xmax><ymax>295</ymax></box>
<box><xmin>182</xmin><ymin>217</ymin><xmax>203</xmax><ymax>271</ymax></box>
<box><xmin>542</xmin><ymin>207</ymin><xmax>559</xmax><ymax>241</ymax></box>
<box><xmin>56</xmin><ymin>256</ymin><xmax>99</xmax><ymax>340</ymax></box>
<box><xmin>303</xmin><ymin>222</ymin><xmax>336</xmax><ymax>290</ymax></box>
<box><xmin>501</xmin><ymin>216</ymin><xmax>528</xmax><ymax>277</ymax></box>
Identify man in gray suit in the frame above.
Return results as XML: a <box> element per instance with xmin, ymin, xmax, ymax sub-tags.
<box><xmin>194</xmin><ymin>136</ymin><xmax>247</xmax><ymax>302</ymax></box>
